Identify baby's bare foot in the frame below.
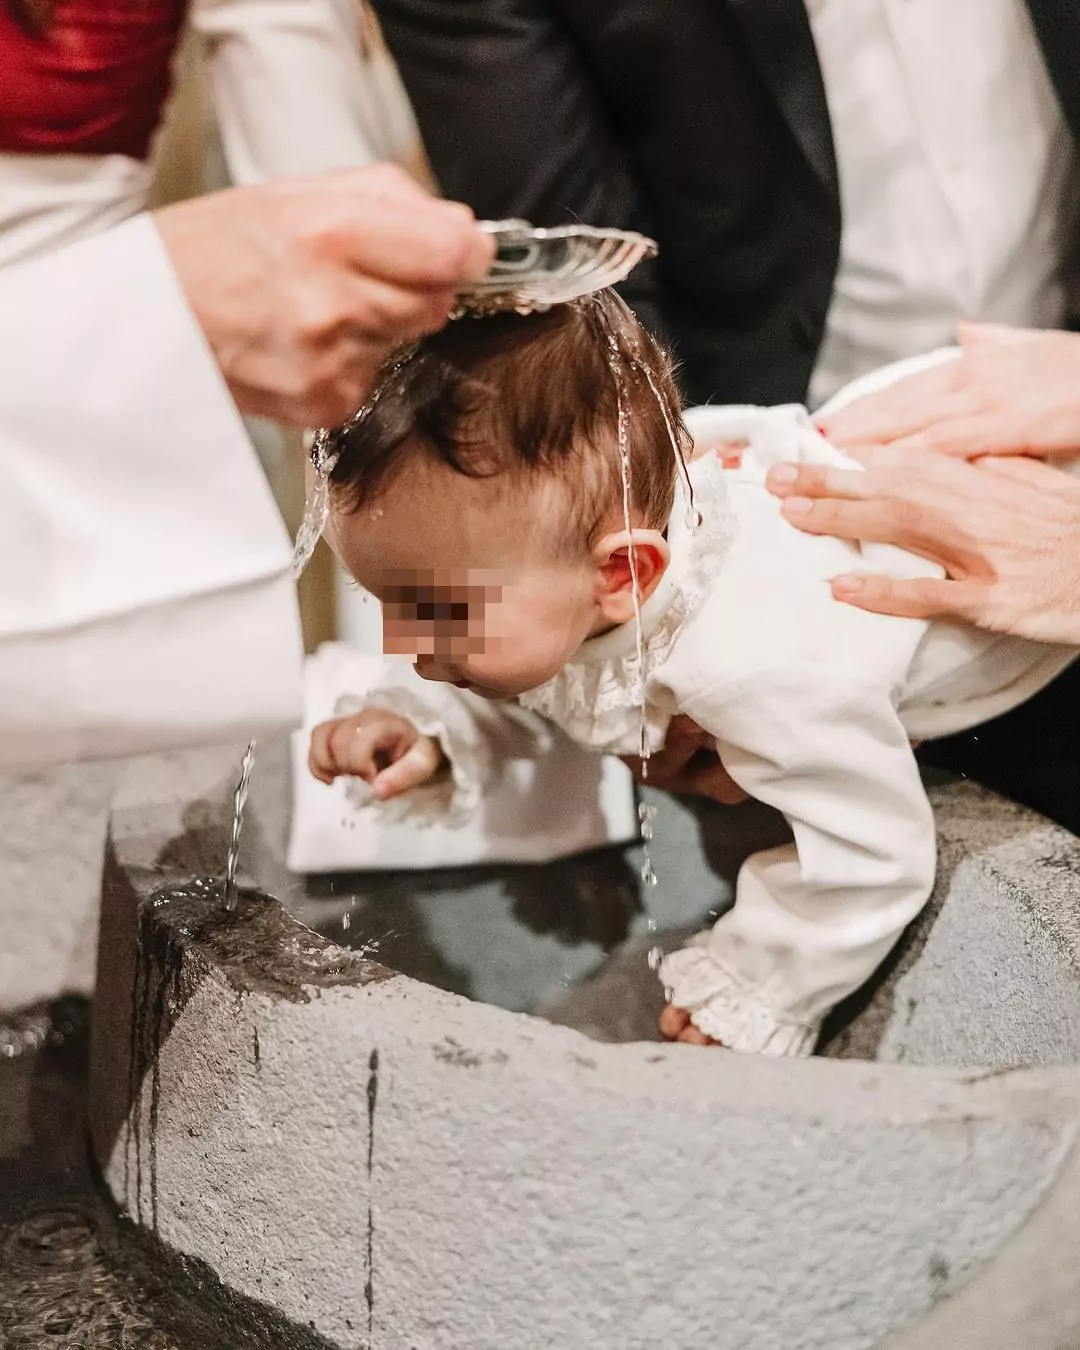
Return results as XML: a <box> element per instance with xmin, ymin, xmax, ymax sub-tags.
<box><xmin>658</xmin><ymin>1004</ymin><xmax>720</xmax><ymax>1046</ymax></box>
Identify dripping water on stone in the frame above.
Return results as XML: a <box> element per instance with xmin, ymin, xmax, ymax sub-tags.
<box><xmin>221</xmin><ymin>741</ymin><xmax>256</xmax><ymax>910</ymax></box>
<box><xmin>119</xmin><ymin>883</ymin><xmax>382</xmax><ymax>1292</ymax></box>
<box><xmin>223</xmin><ymin>444</ymin><xmax>334</xmax><ymax>909</ymax></box>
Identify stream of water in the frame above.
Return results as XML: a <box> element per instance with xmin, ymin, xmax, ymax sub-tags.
<box><xmin>605</xmin><ymin>309</ymin><xmax>703</xmax><ymax>976</ymax></box>
<box><xmin>608</xmin><ymin>334</ymin><xmax>660</xmax><ymax>968</ymax></box>
<box><xmin>221</xmin><ymin>741</ymin><xmax>257</xmax><ymax>910</ymax></box>
<box><xmin>222</xmin><ymin>454</ymin><xmax>334</xmax><ymax>909</ymax></box>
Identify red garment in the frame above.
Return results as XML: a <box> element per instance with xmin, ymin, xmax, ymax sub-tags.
<box><xmin>0</xmin><ymin>0</ymin><xmax>189</xmax><ymax>159</ymax></box>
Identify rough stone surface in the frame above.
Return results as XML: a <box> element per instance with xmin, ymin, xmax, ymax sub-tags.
<box><xmin>88</xmin><ymin>747</ymin><xmax>1080</xmax><ymax>1349</ymax></box>
<box><xmin>99</xmin><ymin>960</ymin><xmax>1080</xmax><ymax>1350</ymax></box>
<box><xmin>813</xmin><ymin>778</ymin><xmax>1080</xmax><ymax>1064</ymax></box>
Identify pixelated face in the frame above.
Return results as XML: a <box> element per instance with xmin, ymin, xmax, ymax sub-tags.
<box><xmin>328</xmin><ymin>453</ymin><xmax>604</xmax><ymax>698</ymax></box>
<box><xmin>372</xmin><ymin>563</ymin><xmax>596</xmax><ymax>696</ymax></box>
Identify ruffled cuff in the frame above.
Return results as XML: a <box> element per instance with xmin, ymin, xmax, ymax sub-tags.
<box><xmin>659</xmin><ymin>934</ymin><xmax>819</xmax><ymax>1057</ymax></box>
<box><xmin>332</xmin><ymin>683</ymin><xmax>492</xmax><ymax>829</ymax></box>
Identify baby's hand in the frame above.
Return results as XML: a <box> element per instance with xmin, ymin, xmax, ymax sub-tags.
<box><xmin>308</xmin><ymin>709</ymin><xmax>447</xmax><ymax>800</ymax></box>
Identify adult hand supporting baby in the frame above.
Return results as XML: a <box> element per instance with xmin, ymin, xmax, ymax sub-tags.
<box><xmin>154</xmin><ymin>164</ymin><xmax>494</xmax><ymax>428</ymax></box>
<box><xmin>767</xmin><ymin>450</ymin><xmax>1080</xmax><ymax>644</ymax></box>
<box><xmin>817</xmin><ymin>323</ymin><xmax>1080</xmax><ymax>460</ymax></box>
<box><xmin>622</xmin><ymin>715</ymin><xmax>748</xmax><ymax>805</ymax></box>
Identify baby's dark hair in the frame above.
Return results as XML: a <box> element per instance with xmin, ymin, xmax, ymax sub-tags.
<box><xmin>326</xmin><ymin>289</ymin><xmax>685</xmax><ymax>552</ymax></box>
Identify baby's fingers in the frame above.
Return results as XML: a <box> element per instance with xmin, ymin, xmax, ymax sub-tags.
<box><xmin>310</xmin><ymin>714</ymin><xmax>400</xmax><ymax>783</ymax></box>
<box><xmin>309</xmin><ymin>719</ymin><xmax>346</xmax><ymax>783</ymax></box>
<box><xmin>371</xmin><ymin>736</ymin><xmax>446</xmax><ymax>799</ymax></box>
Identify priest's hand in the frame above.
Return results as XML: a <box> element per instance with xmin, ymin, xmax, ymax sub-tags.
<box><xmin>154</xmin><ymin>164</ymin><xmax>493</xmax><ymax>428</ymax></box>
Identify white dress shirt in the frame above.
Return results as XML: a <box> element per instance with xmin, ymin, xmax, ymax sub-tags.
<box><xmin>807</xmin><ymin>0</ymin><xmax>1079</xmax><ymax>407</ymax></box>
<box><xmin>322</xmin><ymin>361</ymin><xmax>1078</xmax><ymax>1056</ymax></box>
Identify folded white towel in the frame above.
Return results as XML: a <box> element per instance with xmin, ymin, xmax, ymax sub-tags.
<box><xmin>287</xmin><ymin>643</ymin><xmax>639</xmax><ymax>873</ymax></box>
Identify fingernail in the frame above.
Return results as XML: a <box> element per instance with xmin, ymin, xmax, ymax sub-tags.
<box><xmin>832</xmin><ymin>574</ymin><xmax>864</xmax><ymax>594</ymax></box>
<box><xmin>768</xmin><ymin>464</ymin><xmax>799</xmax><ymax>486</ymax></box>
<box><xmin>782</xmin><ymin>496</ymin><xmax>812</xmax><ymax>516</ymax></box>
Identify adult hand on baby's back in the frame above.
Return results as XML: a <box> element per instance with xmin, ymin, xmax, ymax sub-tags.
<box><xmin>818</xmin><ymin>323</ymin><xmax>1080</xmax><ymax>461</ymax></box>
<box><xmin>768</xmin><ymin>450</ymin><xmax>1080</xmax><ymax>644</ymax></box>
<box><xmin>309</xmin><ymin>708</ymin><xmax>447</xmax><ymax>799</ymax></box>
<box><xmin>622</xmin><ymin>715</ymin><xmax>748</xmax><ymax>805</ymax></box>
<box><xmin>155</xmin><ymin>164</ymin><xmax>494</xmax><ymax>428</ymax></box>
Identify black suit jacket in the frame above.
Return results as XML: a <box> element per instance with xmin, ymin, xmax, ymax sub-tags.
<box><xmin>372</xmin><ymin>0</ymin><xmax>1080</xmax><ymax>406</ymax></box>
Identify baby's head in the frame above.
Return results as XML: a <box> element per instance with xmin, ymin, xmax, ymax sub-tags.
<box><xmin>326</xmin><ymin>289</ymin><xmax>684</xmax><ymax>697</ymax></box>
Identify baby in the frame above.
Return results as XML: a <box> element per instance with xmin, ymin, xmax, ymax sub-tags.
<box><xmin>309</xmin><ymin>292</ymin><xmax>1077</xmax><ymax>1056</ymax></box>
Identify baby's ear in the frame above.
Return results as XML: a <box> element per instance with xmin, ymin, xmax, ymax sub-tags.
<box><xmin>593</xmin><ymin>529</ymin><xmax>670</xmax><ymax>625</ymax></box>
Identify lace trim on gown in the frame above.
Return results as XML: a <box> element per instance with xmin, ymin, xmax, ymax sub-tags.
<box><xmin>660</xmin><ymin>935</ymin><xmax>819</xmax><ymax>1058</ymax></box>
<box><xmin>518</xmin><ymin>456</ymin><xmax>734</xmax><ymax>755</ymax></box>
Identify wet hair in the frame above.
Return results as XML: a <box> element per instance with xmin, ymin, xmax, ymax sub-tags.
<box><xmin>327</xmin><ymin>289</ymin><xmax>685</xmax><ymax>554</ymax></box>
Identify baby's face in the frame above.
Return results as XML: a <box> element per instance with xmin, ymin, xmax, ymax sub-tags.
<box><xmin>329</xmin><ymin>454</ymin><xmax>605</xmax><ymax>698</ymax></box>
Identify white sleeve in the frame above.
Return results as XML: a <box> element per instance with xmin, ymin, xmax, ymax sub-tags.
<box><xmin>0</xmin><ymin>214</ymin><xmax>303</xmax><ymax>772</ymax></box>
<box><xmin>660</xmin><ymin>663</ymin><xmax>937</xmax><ymax>1057</ymax></box>
<box><xmin>191</xmin><ymin>0</ymin><xmax>377</xmax><ymax>184</ymax></box>
<box><xmin>310</xmin><ymin>648</ymin><xmax>554</xmax><ymax>827</ymax></box>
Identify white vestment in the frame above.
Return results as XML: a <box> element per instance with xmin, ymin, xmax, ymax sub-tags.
<box><xmin>0</xmin><ymin>0</ymin><xmax>389</xmax><ymax>771</ymax></box>
<box><xmin>0</xmin><ymin>214</ymin><xmax>303</xmax><ymax>771</ymax></box>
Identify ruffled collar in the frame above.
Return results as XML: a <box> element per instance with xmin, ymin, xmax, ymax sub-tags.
<box><xmin>518</xmin><ymin>454</ymin><xmax>733</xmax><ymax>754</ymax></box>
